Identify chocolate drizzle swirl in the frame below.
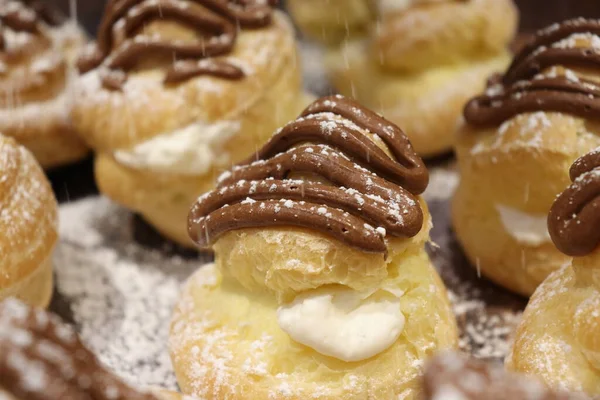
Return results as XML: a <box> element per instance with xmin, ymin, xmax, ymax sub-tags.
<box><xmin>465</xmin><ymin>18</ymin><xmax>600</xmax><ymax>126</ymax></box>
<box><xmin>548</xmin><ymin>149</ymin><xmax>600</xmax><ymax>257</ymax></box>
<box><xmin>0</xmin><ymin>1</ymin><xmax>48</xmax><ymax>54</ymax></box>
<box><xmin>22</xmin><ymin>0</ymin><xmax>64</xmax><ymax>26</ymax></box>
<box><xmin>188</xmin><ymin>95</ymin><xmax>428</xmax><ymax>254</ymax></box>
<box><xmin>78</xmin><ymin>0</ymin><xmax>276</xmax><ymax>90</ymax></box>
<box><xmin>0</xmin><ymin>298</ymin><xmax>158</xmax><ymax>400</ymax></box>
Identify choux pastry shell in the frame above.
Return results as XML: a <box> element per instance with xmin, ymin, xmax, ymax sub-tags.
<box><xmin>452</xmin><ymin>18</ymin><xmax>600</xmax><ymax>296</ymax></box>
<box><xmin>72</xmin><ymin>0</ymin><xmax>311</xmax><ymax>247</ymax></box>
<box><xmin>286</xmin><ymin>0</ymin><xmax>375</xmax><ymax>45</ymax></box>
<box><xmin>0</xmin><ymin>134</ymin><xmax>57</xmax><ymax>308</ymax></box>
<box><xmin>507</xmin><ymin>149</ymin><xmax>600</xmax><ymax>396</ymax></box>
<box><xmin>288</xmin><ymin>0</ymin><xmax>518</xmax><ymax>157</ymax></box>
<box><xmin>0</xmin><ymin>0</ymin><xmax>88</xmax><ymax>169</ymax></box>
<box><xmin>170</xmin><ymin>96</ymin><xmax>458</xmax><ymax>400</ymax></box>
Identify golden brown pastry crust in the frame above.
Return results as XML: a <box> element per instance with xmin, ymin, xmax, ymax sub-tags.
<box><xmin>169</xmin><ymin>249</ymin><xmax>458</xmax><ymax>400</ymax></box>
<box><xmin>292</xmin><ymin>0</ymin><xmax>517</xmax><ymax>157</ymax></box>
<box><xmin>74</xmin><ymin>11</ymin><xmax>310</xmax><ymax>247</ymax></box>
<box><xmin>170</xmin><ymin>99</ymin><xmax>458</xmax><ymax>399</ymax></box>
<box><xmin>286</xmin><ymin>0</ymin><xmax>375</xmax><ymax>44</ymax></box>
<box><xmin>0</xmin><ymin>3</ymin><xmax>88</xmax><ymax>169</ymax></box>
<box><xmin>425</xmin><ymin>351</ymin><xmax>589</xmax><ymax>400</ymax></box>
<box><xmin>0</xmin><ymin>135</ymin><xmax>57</xmax><ymax>308</ymax></box>
<box><xmin>452</xmin><ymin>113</ymin><xmax>600</xmax><ymax>296</ymax></box>
<box><xmin>373</xmin><ymin>0</ymin><xmax>518</xmax><ymax>71</ymax></box>
<box><xmin>327</xmin><ymin>41</ymin><xmax>510</xmax><ymax>157</ymax></box>
<box><xmin>452</xmin><ymin>28</ymin><xmax>600</xmax><ymax>296</ymax></box>
<box><xmin>507</xmin><ymin>254</ymin><xmax>600</xmax><ymax>395</ymax></box>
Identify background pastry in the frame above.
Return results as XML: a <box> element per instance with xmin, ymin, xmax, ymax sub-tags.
<box><xmin>507</xmin><ymin>150</ymin><xmax>600</xmax><ymax>395</ymax></box>
<box><xmin>0</xmin><ymin>297</ymin><xmax>193</xmax><ymax>400</ymax></box>
<box><xmin>0</xmin><ymin>0</ymin><xmax>88</xmax><ymax>169</ymax></box>
<box><xmin>288</xmin><ymin>0</ymin><xmax>518</xmax><ymax>157</ymax></box>
<box><xmin>72</xmin><ymin>0</ymin><xmax>310</xmax><ymax>247</ymax></box>
<box><xmin>424</xmin><ymin>351</ymin><xmax>588</xmax><ymax>400</ymax></box>
<box><xmin>0</xmin><ymin>135</ymin><xmax>57</xmax><ymax>308</ymax></box>
<box><xmin>286</xmin><ymin>0</ymin><xmax>375</xmax><ymax>45</ymax></box>
<box><xmin>452</xmin><ymin>18</ymin><xmax>600</xmax><ymax>296</ymax></box>
<box><xmin>170</xmin><ymin>96</ymin><xmax>458</xmax><ymax>400</ymax></box>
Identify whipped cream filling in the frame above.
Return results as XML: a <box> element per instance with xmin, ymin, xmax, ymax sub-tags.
<box><xmin>496</xmin><ymin>204</ymin><xmax>551</xmax><ymax>246</ymax></box>
<box><xmin>114</xmin><ymin>120</ymin><xmax>240</xmax><ymax>175</ymax></box>
<box><xmin>277</xmin><ymin>286</ymin><xmax>405</xmax><ymax>362</ymax></box>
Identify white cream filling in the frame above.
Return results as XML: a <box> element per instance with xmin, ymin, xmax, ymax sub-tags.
<box><xmin>114</xmin><ymin>120</ymin><xmax>240</xmax><ymax>175</ymax></box>
<box><xmin>495</xmin><ymin>204</ymin><xmax>551</xmax><ymax>246</ymax></box>
<box><xmin>277</xmin><ymin>286</ymin><xmax>405</xmax><ymax>362</ymax></box>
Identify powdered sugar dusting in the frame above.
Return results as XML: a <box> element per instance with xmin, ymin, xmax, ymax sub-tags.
<box><xmin>53</xmin><ymin>197</ymin><xmax>202</xmax><ymax>389</ymax></box>
<box><xmin>424</xmin><ymin>164</ymin><xmax>526</xmax><ymax>362</ymax></box>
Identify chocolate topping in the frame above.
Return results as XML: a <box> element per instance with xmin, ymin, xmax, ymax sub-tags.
<box><xmin>465</xmin><ymin>18</ymin><xmax>600</xmax><ymax>126</ymax></box>
<box><xmin>548</xmin><ymin>149</ymin><xmax>600</xmax><ymax>257</ymax></box>
<box><xmin>22</xmin><ymin>0</ymin><xmax>64</xmax><ymax>26</ymax></box>
<box><xmin>424</xmin><ymin>352</ymin><xmax>585</xmax><ymax>400</ymax></box>
<box><xmin>0</xmin><ymin>1</ymin><xmax>46</xmax><ymax>54</ymax></box>
<box><xmin>0</xmin><ymin>298</ymin><xmax>158</xmax><ymax>400</ymax></box>
<box><xmin>188</xmin><ymin>95</ymin><xmax>428</xmax><ymax>254</ymax></box>
<box><xmin>78</xmin><ymin>0</ymin><xmax>276</xmax><ymax>90</ymax></box>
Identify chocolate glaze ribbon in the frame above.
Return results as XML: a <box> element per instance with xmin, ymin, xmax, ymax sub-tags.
<box><xmin>548</xmin><ymin>149</ymin><xmax>600</xmax><ymax>257</ymax></box>
<box><xmin>22</xmin><ymin>0</ymin><xmax>65</xmax><ymax>26</ymax></box>
<box><xmin>0</xmin><ymin>1</ymin><xmax>47</xmax><ymax>53</ymax></box>
<box><xmin>78</xmin><ymin>0</ymin><xmax>276</xmax><ymax>90</ymax></box>
<box><xmin>188</xmin><ymin>95</ymin><xmax>428</xmax><ymax>254</ymax></box>
<box><xmin>465</xmin><ymin>18</ymin><xmax>600</xmax><ymax>127</ymax></box>
<box><xmin>0</xmin><ymin>298</ymin><xmax>158</xmax><ymax>400</ymax></box>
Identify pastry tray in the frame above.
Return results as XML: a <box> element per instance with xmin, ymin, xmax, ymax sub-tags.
<box><xmin>47</xmin><ymin>41</ymin><xmax>527</xmax><ymax>390</ymax></box>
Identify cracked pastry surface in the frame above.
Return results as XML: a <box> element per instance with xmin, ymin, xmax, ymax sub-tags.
<box><xmin>452</xmin><ymin>18</ymin><xmax>600</xmax><ymax>296</ymax></box>
<box><xmin>0</xmin><ymin>0</ymin><xmax>88</xmax><ymax>169</ymax></box>
<box><xmin>507</xmin><ymin>149</ymin><xmax>600</xmax><ymax>396</ymax></box>
<box><xmin>287</xmin><ymin>0</ymin><xmax>517</xmax><ymax>157</ymax></box>
<box><xmin>170</xmin><ymin>96</ymin><xmax>458</xmax><ymax>400</ymax></box>
<box><xmin>72</xmin><ymin>0</ymin><xmax>311</xmax><ymax>247</ymax></box>
<box><xmin>0</xmin><ymin>134</ymin><xmax>57</xmax><ymax>308</ymax></box>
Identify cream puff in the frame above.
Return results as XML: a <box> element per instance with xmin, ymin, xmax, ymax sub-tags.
<box><xmin>0</xmin><ymin>297</ymin><xmax>193</xmax><ymax>400</ymax></box>
<box><xmin>0</xmin><ymin>134</ymin><xmax>57</xmax><ymax>308</ymax></box>
<box><xmin>452</xmin><ymin>18</ymin><xmax>600</xmax><ymax>296</ymax></box>
<box><xmin>169</xmin><ymin>95</ymin><xmax>458</xmax><ymax>400</ymax></box>
<box><xmin>424</xmin><ymin>352</ymin><xmax>588</xmax><ymax>400</ymax></box>
<box><xmin>72</xmin><ymin>0</ymin><xmax>311</xmax><ymax>247</ymax></box>
<box><xmin>0</xmin><ymin>0</ymin><xmax>88</xmax><ymax>169</ymax></box>
<box><xmin>507</xmin><ymin>149</ymin><xmax>600</xmax><ymax>395</ymax></box>
<box><xmin>288</xmin><ymin>0</ymin><xmax>518</xmax><ymax>157</ymax></box>
<box><xmin>286</xmin><ymin>0</ymin><xmax>375</xmax><ymax>45</ymax></box>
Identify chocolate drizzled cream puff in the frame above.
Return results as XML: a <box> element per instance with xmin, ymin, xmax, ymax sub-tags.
<box><xmin>72</xmin><ymin>0</ymin><xmax>311</xmax><ymax>247</ymax></box>
<box><xmin>288</xmin><ymin>0</ymin><xmax>518</xmax><ymax>157</ymax></box>
<box><xmin>507</xmin><ymin>149</ymin><xmax>600</xmax><ymax>395</ymax></box>
<box><xmin>0</xmin><ymin>297</ymin><xmax>193</xmax><ymax>400</ymax></box>
<box><xmin>0</xmin><ymin>135</ymin><xmax>57</xmax><ymax>308</ymax></box>
<box><xmin>424</xmin><ymin>352</ymin><xmax>589</xmax><ymax>400</ymax></box>
<box><xmin>170</xmin><ymin>96</ymin><xmax>458</xmax><ymax>400</ymax></box>
<box><xmin>0</xmin><ymin>0</ymin><xmax>87</xmax><ymax>169</ymax></box>
<box><xmin>452</xmin><ymin>18</ymin><xmax>600</xmax><ymax>296</ymax></box>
